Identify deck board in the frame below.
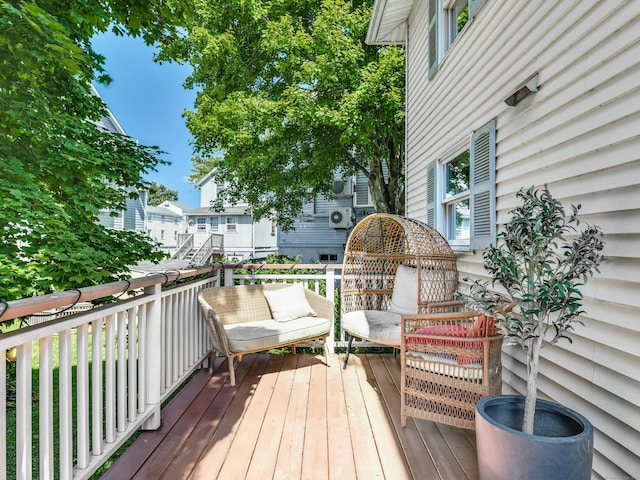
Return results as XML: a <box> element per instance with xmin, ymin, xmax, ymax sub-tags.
<box><xmin>102</xmin><ymin>353</ymin><xmax>478</xmax><ymax>480</ymax></box>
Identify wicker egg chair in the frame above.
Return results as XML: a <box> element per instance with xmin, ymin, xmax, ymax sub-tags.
<box><xmin>341</xmin><ymin>213</ymin><xmax>459</xmax><ymax>368</ymax></box>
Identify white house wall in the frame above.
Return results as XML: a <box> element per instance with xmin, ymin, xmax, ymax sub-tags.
<box><xmin>404</xmin><ymin>0</ymin><xmax>639</xmax><ymax>478</ymax></box>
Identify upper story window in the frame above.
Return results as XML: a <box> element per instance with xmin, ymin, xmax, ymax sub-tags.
<box><xmin>210</xmin><ymin>216</ymin><xmax>219</xmax><ymax>232</ymax></box>
<box><xmin>446</xmin><ymin>0</ymin><xmax>469</xmax><ymax>45</ymax></box>
<box><xmin>428</xmin><ymin>0</ymin><xmax>484</xmax><ymax>79</ymax></box>
<box><xmin>426</xmin><ymin>119</ymin><xmax>496</xmax><ymax>250</ymax></box>
<box><xmin>197</xmin><ymin>217</ymin><xmax>207</xmax><ymax>232</ymax></box>
<box><xmin>161</xmin><ymin>215</ymin><xmax>166</xmax><ymax>224</ymax></box>
<box><xmin>226</xmin><ymin>216</ymin><xmax>237</xmax><ymax>233</ymax></box>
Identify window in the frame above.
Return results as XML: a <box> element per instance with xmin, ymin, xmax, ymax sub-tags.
<box><xmin>319</xmin><ymin>253</ymin><xmax>338</xmax><ymax>262</ymax></box>
<box><xmin>443</xmin><ymin>149</ymin><xmax>470</xmax><ymax>244</ymax></box>
<box><xmin>161</xmin><ymin>215</ymin><xmax>165</xmax><ymax>224</ymax></box>
<box><xmin>226</xmin><ymin>216</ymin><xmax>237</xmax><ymax>232</ymax></box>
<box><xmin>197</xmin><ymin>217</ymin><xmax>206</xmax><ymax>232</ymax></box>
<box><xmin>210</xmin><ymin>216</ymin><xmax>219</xmax><ymax>232</ymax></box>
<box><xmin>426</xmin><ymin>119</ymin><xmax>496</xmax><ymax>250</ymax></box>
<box><xmin>160</xmin><ymin>229</ymin><xmax>165</xmax><ymax>240</ymax></box>
<box><xmin>428</xmin><ymin>0</ymin><xmax>484</xmax><ymax>78</ymax></box>
<box><xmin>445</xmin><ymin>0</ymin><xmax>469</xmax><ymax>46</ymax></box>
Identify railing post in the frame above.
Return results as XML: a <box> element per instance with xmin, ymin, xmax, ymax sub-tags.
<box><xmin>142</xmin><ymin>283</ymin><xmax>162</xmax><ymax>430</ymax></box>
<box><xmin>326</xmin><ymin>269</ymin><xmax>336</xmax><ymax>354</ymax></box>
<box><xmin>224</xmin><ymin>265</ymin><xmax>234</xmax><ymax>286</ymax></box>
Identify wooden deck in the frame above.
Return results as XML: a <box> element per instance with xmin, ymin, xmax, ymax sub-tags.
<box><xmin>101</xmin><ymin>353</ymin><xmax>478</xmax><ymax>480</ymax></box>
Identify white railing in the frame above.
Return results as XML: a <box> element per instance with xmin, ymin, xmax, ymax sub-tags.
<box><xmin>0</xmin><ymin>266</ymin><xmax>219</xmax><ymax>480</ymax></box>
<box><xmin>0</xmin><ymin>263</ymin><xmax>384</xmax><ymax>479</ymax></box>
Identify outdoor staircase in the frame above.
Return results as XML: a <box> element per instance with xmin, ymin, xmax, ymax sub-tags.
<box><xmin>171</xmin><ymin>233</ymin><xmax>224</xmax><ymax>266</ymax></box>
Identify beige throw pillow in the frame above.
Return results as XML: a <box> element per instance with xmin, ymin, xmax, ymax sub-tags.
<box><xmin>263</xmin><ymin>282</ymin><xmax>317</xmax><ymax>321</ymax></box>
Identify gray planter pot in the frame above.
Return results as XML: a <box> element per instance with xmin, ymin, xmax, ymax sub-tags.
<box><xmin>475</xmin><ymin>395</ymin><xmax>593</xmax><ymax>480</ymax></box>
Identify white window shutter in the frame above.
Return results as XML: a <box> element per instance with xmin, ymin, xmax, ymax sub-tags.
<box><xmin>426</xmin><ymin>162</ymin><xmax>436</xmax><ymax>227</ymax></box>
<box><xmin>427</xmin><ymin>0</ymin><xmax>438</xmax><ymax>78</ymax></box>
<box><xmin>469</xmin><ymin>0</ymin><xmax>484</xmax><ymax>18</ymax></box>
<box><xmin>470</xmin><ymin>119</ymin><xmax>496</xmax><ymax>250</ymax></box>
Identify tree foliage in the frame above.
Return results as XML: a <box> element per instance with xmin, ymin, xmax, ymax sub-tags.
<box><xmin>159</xmin><ymin>0</ymin><xmax>405</xmax><ymax>230</ymax></box>
<box><xmin>464</xmin><ymin>185</ymin><xmax>604</xmax><ymax>434</ymax></box>
<box><xmin>147</xmin><ymin>181</ymin><xmax>179</xmax><ymax>205</ymax></box>
<box><xmin>0</xmin><ymin>1</ymin><xmax>188</xmax><ymax>301</ymax></box>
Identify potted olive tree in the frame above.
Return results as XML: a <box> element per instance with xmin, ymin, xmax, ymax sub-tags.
<box><xmin>464</xmin><ymin>185</ymin><xmax>604</xmax><ymax>480</ymax></box>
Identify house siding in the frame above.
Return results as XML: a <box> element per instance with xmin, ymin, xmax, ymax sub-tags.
<box><xmin>403</xmin><ymin>1</ymin><xmax>640</xmax><ymax>478</ymax></box>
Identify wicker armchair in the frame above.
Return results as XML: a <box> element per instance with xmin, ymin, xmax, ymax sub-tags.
<box><xmin>401</xmin><ymin>309</ymin><xmax>503</xmax><ymax>429</ymax></box>
<box><xmin>198</xmin><ymin>283</ymin><xmax>333</xmax><ymax>385</ymax></box>
<box><xmin>341</xmin><ymin>213</ymin><xmax>459</xmax><ymax>367</ymax></box>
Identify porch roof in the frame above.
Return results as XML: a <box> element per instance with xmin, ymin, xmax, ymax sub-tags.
<box><xmin>366</xmin><ymin>0</ymin><xmax>415</xmax><ymax>45</ymax></box>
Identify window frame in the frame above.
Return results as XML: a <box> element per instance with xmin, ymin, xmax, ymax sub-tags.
<box><xmin>441</xmin><ymin>147</ymin><xmax>471</xmax><ymax>247</ymax></box>
<box><xmin>426</xmin><ymin>119</ymin><xmax>496</xmax><ymax>251</ymax></box>
<box><xmin>226</xmin><ymin>216</ymin><xmax>237</xmax><ymax>233</ymax></box>
<box><xmin>428</xmin><ymin>0</ymin><xmax>484</xmax><ymax>78</ymax></box>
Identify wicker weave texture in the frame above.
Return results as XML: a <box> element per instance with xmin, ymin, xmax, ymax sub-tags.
<box><xmin>401</xmin><ymin>312</ymin><xmax>503</xmax><ymax>430</ymax></box>
<box><xmin>341</xmin><ymin>214</ymin><xmax>458</xmax><ymax>315</ymax></box>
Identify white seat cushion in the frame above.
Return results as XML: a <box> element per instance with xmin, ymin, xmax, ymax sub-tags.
<box><xmin>342</xmin><ymin>310</ymin><xmax>402</xmax><ymax>347</ymax></box>
<box><xmin>224</xmin><ymin>316</ymin><xmax>331</xmax><ymax>352</ymax></box>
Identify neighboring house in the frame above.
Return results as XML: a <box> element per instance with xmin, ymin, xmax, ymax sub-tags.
<box><xmin>146</xmin><ymin>205</ymin><xmax>186</xmax><ymax>254</ymax></box>
<box><xmin>367</xmin><ymin>0</ymin><xmax>639</xmax><ymax>478</ymax></box>
<box><xmin>186</xmin><ymin>171</ymin><xmax>278</xmax><ymax>261</ymax></box>
<box><xmin>93</xmin><ymin>84</ymin><xmax>147</xmax><ymax>234</ymax></box>
<box><xmin>278</xmin><ymin>171</ymin><xmax>376</xmax><ymax>263</ymax></box>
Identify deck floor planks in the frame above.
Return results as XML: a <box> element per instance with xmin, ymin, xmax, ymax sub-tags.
<box><xmin>368</xmin><ymin>354</ymin><xmax>442</xmax><ymax>480</ymax></box>
<box><xmin>189</xmin><ymin>354</ymin><xmax>270</xmax><ymax>479</ymax></box>
<box><xmin>101</xmin><ymin>353</ymin><xmax>478</xmax><ymax>480</ymax></box>
<box><xmin>340</xmin><ymin>353</ymin><xmax>386</xmax><ymax>479</ymax></box>
<box><xmin>216</xmin><ymin>354</ymin><xmax>286</xmax><ymax>479</ymax></box>
<box><xmin>131</xmin><ymin>367</ymin><xmax>231</xmax><ymax>479</ymax></box>
<box><xmin>162</xmin><ymin>355</ymin><xmax>263</xmax><ymax>479</ymax></box>
<box><xmin>325</xmin><ymin>352</ymin><xmax>357</xmax><ymax>479</ymax></box>
<box><xmin>301</xmin><ymin>357</ymin><xmax>330</xmax><ymax>480</ymax></box>
<box><xmin>353</xmin><ymin>355</ymin><xmax>412</xmax><ymax>480</ymax></box>
<box><xmin>273</xmin><ymin>354</ymin><xmax>314</xmax><ymax>480</ymax></box>
<box><xmin>244</xmin><ymin>354</ymin><xmax>298</xmax><ymax>479</ymax></box>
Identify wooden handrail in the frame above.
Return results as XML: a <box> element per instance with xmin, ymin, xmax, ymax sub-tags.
<box><xmin>0</xmin><ymin>265</ymin><xmax>220</xmax><ymax>323</ymax></box>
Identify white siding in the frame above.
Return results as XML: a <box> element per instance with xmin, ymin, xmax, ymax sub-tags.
<box><xmin>404</xmin><ymin>1</ymin><xmax>640</xmax><ymax>478</ymax></box>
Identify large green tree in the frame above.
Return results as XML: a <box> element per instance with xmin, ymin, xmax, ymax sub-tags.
<box><xmin>147</xmin><ymin>181</ymin><xmax>179</xmax><ymax>206</ymax></box>
<box><xmin>0</xmin><ymin>1</ymin><xmax>188</xmax><ymax>301</ymax></box>
<box><xmin>163</xmin><ymin>0</ymin><xmax>405</xmax><ymax>230</ymax></box>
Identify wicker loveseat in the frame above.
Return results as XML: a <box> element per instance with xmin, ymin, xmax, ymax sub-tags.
<box><xmin>198</xmin><ymin>283</ymin><xmax>333</xmax><ymax>386</ymax></box>
<box><xmin>341</xmin><ymin>213</ymin><xmax>459</xmax><ymax>368</ymax></box>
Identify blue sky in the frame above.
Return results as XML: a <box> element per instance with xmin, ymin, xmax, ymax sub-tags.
<box><xmin>92</xmin><ymin>32</ymin><xmax>201</xmax><ymax>207</ymax></box>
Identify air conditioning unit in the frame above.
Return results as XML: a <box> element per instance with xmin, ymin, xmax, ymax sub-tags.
<box><xmin>329</xmin><ymin>207</ymin><xmax>353</xmax><ymax>229</ymax></box>
<box><xmin>332</xmin><ymin>177</ymin><xmax>353</xmax><ymax>198</ymax></box>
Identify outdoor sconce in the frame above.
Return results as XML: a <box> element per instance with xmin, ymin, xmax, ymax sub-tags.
<box><xmin>505</xmin><ymin>72</ymin><xmax>539</xmax><ymax>106</ymax></box>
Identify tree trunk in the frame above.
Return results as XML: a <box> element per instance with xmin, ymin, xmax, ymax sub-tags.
<box><xmin>365</xmin><ymin>138</ymin><xmax>405</xmax><ymax>215</ymax></box>
<box><xmin>523</xmin><ymin>334</ymin><xmax>545</xmax><ymax>434</ymax></box>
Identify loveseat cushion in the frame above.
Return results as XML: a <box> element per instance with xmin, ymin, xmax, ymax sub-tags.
<box><xmin>224</xmin><ymin>316</ymin><xmax>331</xmax><ymax>353</ymax></box>
<box><xmin>342</xmin><ymin>310</ymin><xmax>402</xmax><ymax>347</ymax></box>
